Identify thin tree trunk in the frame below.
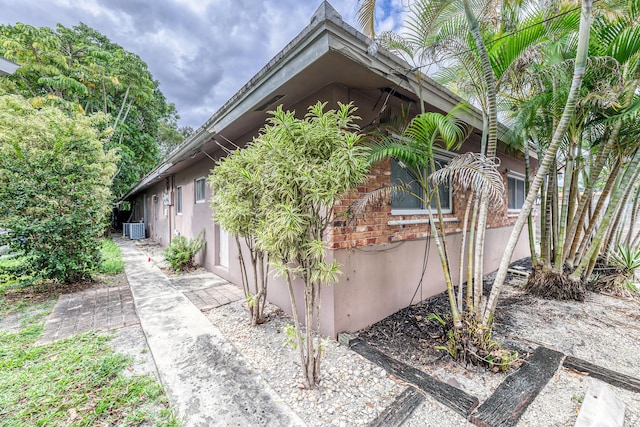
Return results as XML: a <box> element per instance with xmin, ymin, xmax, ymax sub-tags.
<box><xmin>540</xmin><ymin>172</ymin><xmax>551</xmax><ymax>267</ymax></box>
<box><xmin>285</xmin><ymin>271</ymin><xmax>308</xmax><ymax>387</ymax></box>
<box><xmin>564</xmin><ymin>137</ymin><xmax>615</xmax><ymax>265</ymax></box>
<box><xmin>572</xmin><ymin>149</ymin><xmax>640</xmax><ymax>279</ymax></box>
<box><xmin>551</xmin><ymin>162</ymin><xmax>560</xmax><ymax>263</ymax></box>
<box><xmin>458</xmin><ymin>196</ymin><xmax>473</xmax><ymax>312</ymax></box>
<box><xmin>554</xmin><ymin>141</ymin><xmax>577</xmax><ymax>269</ymax></box>
<box><xmin>426</xmin><ymin>207</ymin><xmax>461</xmax><ymax>327</ymax></box>
<box><xmin>574</xmin><ymin>159</ymin><xmax>621</xmax><ymax>265</ymax></box>
<box><xmin>467</xmin><ymin>198</ymin><xmax>479</xmax><ymax>311</ymax></box>
<box><xmin>625</xmin><ymin>185</ymin><xmax>640</xmax><ymax>247</ymax></box>
<box><xmin>603</xmin><ymin>167</ymin><xmax>640</xmax><ymax>256</ymax></box>
<box><xmin>524</xmin><ymin>138</ymin><xmax>537</xmax><ymax>264</ymax></box>
<box><xmin>482</xmin><ymin>0</ymin><xmax>593</xmax><ymax>325</ymax></box>
<box><xmin>113</xmin><ymin>82</ymin><xmax>131</xmax><ymax>131</ymax></box>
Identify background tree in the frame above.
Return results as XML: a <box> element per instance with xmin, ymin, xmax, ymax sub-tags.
<box><xmin>0</xmin><ymin>95</ymin><xmax>117</xmax><ymax>283</ymax></box>
<box><xmin>0</xmin><ymin>22</ymin><xmax>182</xmax><ymax>198</ymax></box>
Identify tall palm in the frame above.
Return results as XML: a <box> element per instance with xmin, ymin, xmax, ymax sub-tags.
<box><xmin>484</xmin><ymin>0</ymin><xmax>595</xmax><ymax>324</ymax></box>
<box><xmin>367</xmin><ymin>111</ymin><xmax>469</xmax><ymax>326</ymax></box>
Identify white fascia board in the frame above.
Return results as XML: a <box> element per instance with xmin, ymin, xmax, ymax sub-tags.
<box><xmin>0</xmin><ymin>56</ymin><xmax>19</xmax><ymax>76</ymax></box>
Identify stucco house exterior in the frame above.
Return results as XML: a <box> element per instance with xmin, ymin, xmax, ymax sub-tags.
<box><xmin>122</xmin><ymin>2</ymin><xmax>534</xmax><ymax>337</ymax></box>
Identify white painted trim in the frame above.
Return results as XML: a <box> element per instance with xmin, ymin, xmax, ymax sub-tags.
<box><xmin>194</xmin><ymin>177</ymin><xmax>206</xmax><ymax>203</ymax></box>
<box><xmin>388</xmin><ymin>217</ymin><xmax>459</xmax><ymax>226</ymax></box>
<box><xmin>176</xmin><ymin>186</ymin><xmax>183</xmax><ymax>214</ymax></box>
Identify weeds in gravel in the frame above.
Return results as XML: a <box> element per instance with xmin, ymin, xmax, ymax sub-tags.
<box><xmin>0</xmin><ymin>322</ymin><xmax>179</xmax><ymax>426</ymax></box>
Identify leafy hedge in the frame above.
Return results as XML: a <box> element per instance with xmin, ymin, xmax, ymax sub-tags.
<box><xmin>0</xmin><ymin>95</ymin><xmax>117</xmax><ymax>284</ymax></box>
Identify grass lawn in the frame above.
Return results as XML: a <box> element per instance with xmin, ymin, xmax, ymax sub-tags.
<box><xmin>0</xmin><ymin>239</ymin><xmax>180</xmax><ymax>426</ymax></box>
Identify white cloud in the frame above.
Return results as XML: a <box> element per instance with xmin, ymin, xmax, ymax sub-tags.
<box><xmin>0</xmin><ymin>0</ymin><xmax>406</xmax><ymax>129</ymax></box>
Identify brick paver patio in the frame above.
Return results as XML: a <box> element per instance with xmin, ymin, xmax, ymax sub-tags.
<box><xmin>182</xmin><ymin>283</ymin><xmax>243</xmax><ymax>311</ymax></box>
<box><xmin>38</xmin><ymin>284</ymin><xmax>139</xmax><ymax>344</ymax></box>
<box><xmin>38</xmin><ymin>273</ymin><xmax>243</xmax><ymax>344</ymax></box>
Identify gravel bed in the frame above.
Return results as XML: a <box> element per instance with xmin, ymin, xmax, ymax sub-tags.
<box><xmin>207</xmin><ymin>302</ymin><xmax>404</xmax><ymax>426</ymax></box>
<box><xmin>205</xmin><ymin>278</ymin><xmax>640</xmax><ymax>426</ymax></box>
<box><xmin>519</xmin><ymin>368</ymin><xmax>640</xmax><ymax>426</ymax></box>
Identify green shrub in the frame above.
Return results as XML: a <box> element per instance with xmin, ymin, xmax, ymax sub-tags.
<box><xmin>100</xmin><ymin>239</ymin><xmax>124</xmax><ymax>274</ymax></box>
<box><xmin>611</xmin><ymin>244</ymin><xmax>640</xmax><ymax>274</ymax></box>
<box><xmin>0</xmin><ymin>253</ymin><xmax>32</xmax><ymax>292</ymax></box>
<box><xmin>0</xmin><ymin>95</ymin><xmax>117</xmax><ymax>284</ymax></box>
<box><xmin>163</xmin><ymin>231</ymin><xmax>205</xmax><ymax>272</ymax></box>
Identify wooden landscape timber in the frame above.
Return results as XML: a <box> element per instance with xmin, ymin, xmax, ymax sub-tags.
<box><xmin>349</xmin><ymin>339</ymin><xmax>480</xmax><ymax>417</ymax></box>
<box><xmin>469</xmin><ymin>346</ymin><xmax>565</xmax><ymax>427</ymax></box>
<box><xmin>367</xmin><ymin>387</ymin><xmax>425</xmax><ymax>427</ymax></box>
<box><xmin>564</xmin><ymin>356</ymin><xmax>640</xmax><ymax>394</ymax></box>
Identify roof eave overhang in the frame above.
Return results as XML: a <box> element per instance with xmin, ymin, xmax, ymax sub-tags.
<box><xmin>121</xmin><ymin>3</ymin><xmax>514</xmax><ymax>201</ymax></box>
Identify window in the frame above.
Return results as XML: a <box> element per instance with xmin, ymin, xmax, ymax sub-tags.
<box><xmin>176</xmin><ymin>186</ymin><xmax>183</xmax><ymax>214</ymax></box>
<box><xmin>195</xmin><ymin>177</ymin><xmax>206</xmax><ymax>203</ymax></box>
<box><xmin>508</xmin><ymin>175</ymin><xmax>526</xmax><ymax>210</ymax></box>
<box><xmin>391</xmin><ymin>157</ymin><xmax>451</xmax><ymax>214</ymax></box>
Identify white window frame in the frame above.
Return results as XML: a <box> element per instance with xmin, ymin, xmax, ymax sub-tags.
<box><xmin>195</xmin><ymin>177</ymin><xmax>206</xmax><ymax>204</ymax></box>
<box><xmin>176</xmin><ymin>186</ymin><xmax>183</xmax><ymax>214</ymax></box>
<box><xmin>507</xmin><ymin>171</ymin><xmax>526</xmax><ymax>211</ymax></box>
<box><xmin>390</xmin><ymin>149</ymin><xmax>454</xmax><ymax>216</ymax></box>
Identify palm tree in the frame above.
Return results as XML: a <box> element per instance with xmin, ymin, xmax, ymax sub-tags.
<box><xmin>484</xmin><ymin>0</ymin><xmax>595</xmax><ymax>324</ymax></box>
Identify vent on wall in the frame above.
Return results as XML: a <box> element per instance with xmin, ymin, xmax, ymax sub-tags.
<box><xmin>255</xmin><ymin>94</ymin><xmax>285</xmax><ymax>111</ymax></box>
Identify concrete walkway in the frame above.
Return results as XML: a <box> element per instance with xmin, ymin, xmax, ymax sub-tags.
<box><xmin>118</xmin><ymin>238</ymin><xmax>305</xmax><ymax>427</ymax></box>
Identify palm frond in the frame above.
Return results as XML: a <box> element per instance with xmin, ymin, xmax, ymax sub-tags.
<box><xmin>357</xmin><ymin>0</ymin><xmax>377</xmax><ymax>37</ymax></box>
<box><xmin>429</xmin><ymin>152</ymin><xmax>505</xmax><ymax>204</ymax></box>
<box><xmin>349</xmin><ymin>184</ymin><xmax>405</xmax><ymax>217</ymax></box>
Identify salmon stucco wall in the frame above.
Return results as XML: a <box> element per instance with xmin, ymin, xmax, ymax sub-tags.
<box><xmin>329</xmin><ymin>224</ymin><xmax>531</xmax><ymax>335</ymax></box>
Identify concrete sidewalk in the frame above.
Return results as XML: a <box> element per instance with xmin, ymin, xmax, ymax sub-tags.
<box><xmin>119</xmin><ymin>238</ymin><xmax>305</xmax><ymax>427</ymax></box>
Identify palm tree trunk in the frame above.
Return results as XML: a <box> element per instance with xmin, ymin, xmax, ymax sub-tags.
<box><xmin>554</xmin><ymin>141</ymin><xmax>577</xmax><ymax>269</ymax></box>
<box><xmin>467</xmin><ymin>198</ymin><xmax>479</xmax><ymax>310</ymax></box>
<box><xmin>458</xmin><ymin>196</ymin><xmax>473</xmax><ymax>312</ymax></box>
<box><xmin>574</xmin><ymin>159</ymin><xmax>621</xmax><ymax>265</ymax></box>
<box><xmin>482</xmin><ymin>0</ymin><xmax>593</xmax><ymax>325</ymax></box>
<box><xmin>551</xmin><ymin>162</ymin><xmax>560</xmax><ymax>263</ymax></box>
<box><xmin>426</xmin><ymin>207</ymin><xmax>461</xmax><ymax>327</ymax></box>
<box><xmin>626</xmin><ymin>185</ymin><xmax>640</xmax><ymax>247</ymax></box>
<box><xmin>524</xmin><ymin>138</ymin><xmax>537</xmax><ymax>264</ymax></box>
<box><xmin>540</xmin><ymin>169</ymin><xmax>550</xmax><ymax>267</ymax></box>
<box><xmin>602</xmin><ymin>167</ymin><xmax>640</xmax><ymax>257</ymax></box>
<box><xmin>572</xmin><ymin>148</ymin><xmax>640</xmax><ymax>279</ymax></box>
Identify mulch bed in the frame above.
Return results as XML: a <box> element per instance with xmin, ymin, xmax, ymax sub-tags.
<box><xmin>356</xmin><ymin>258</ymin><xmax>533</xmax><ymax>368</ymax></box>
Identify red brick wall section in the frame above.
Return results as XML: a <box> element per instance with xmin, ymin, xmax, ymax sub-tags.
<box><xmin>329</xmin><ymin>158</ymin><xmax>526</xmax><ymax>249</ymax></box>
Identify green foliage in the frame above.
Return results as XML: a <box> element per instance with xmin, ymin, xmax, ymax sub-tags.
<box><xmin>0</xmin><ymin>22</ymin><xmax>184</xmax><ymax>198</ymax></box>
<box><xmin>0</xmin><ymin>326</ymin><xmax>179</xmax><ymax>426</ymax></box>
<box><xmin>163</xmin><ymin>231</ymin><xmax>205</xmax><ymax>272</ymax></box>
<box><xmin>281</xmin><ymin>324</ymin><xmax>301</xmax><ymax>349</ymax></box>
<box><xmin>435</xmin><ymin>314</ymin><xmax>519</xmax><ymax>372</ymax></box>
<box><xmin>0</xmin><ymin>95</ymin><xmax>117</xmax><ymax>284</ymax></box>
<box><xmin>0</xmin><ymin>253</ymin><xmax>32</xmax><ymax>292</ymax></box>
<box><xmin>611</xmin><ymin>244</ymin><xmax>640</xmax><ymax>273</ymax></box>
<box><xmin>254</xmin><ymin>101</ymin><xmax>370</xmax><ymax>387</ymax></box>
<box><xmin>100</xmin><ymin>239</ymin><xmax>124</xmax><ymax>274</ymax></box>
<box><xmin>212</xmin><ymin>101</ymin><xmax>369</xmax><ymax>386</ymax></box>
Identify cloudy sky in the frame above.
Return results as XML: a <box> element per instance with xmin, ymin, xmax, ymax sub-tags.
<box><xmin>0</xmin><ymin>0</ymin><xmax>405</xmax><ymax>129</ymax></box>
